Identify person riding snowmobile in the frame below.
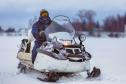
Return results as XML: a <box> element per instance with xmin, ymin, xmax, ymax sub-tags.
<box><xmin>32</xmin><ymin>9</ymin><xmax>52</xmax><ymax>64</ymax></box>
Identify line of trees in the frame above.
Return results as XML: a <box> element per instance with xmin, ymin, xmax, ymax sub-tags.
<box><xmin>0</xmin><ymin>26</ymin><xmax>16</xmax><ymax>33</ymax></box>
<box><xmin>72</xmin><ymin>9</ymin><xmax>126</xmax><ymax>36</ymax></box>
<box><xmin>104</xmin><ymin>14</ymin><xmax>126</xmax><ymax>32</ymax></box>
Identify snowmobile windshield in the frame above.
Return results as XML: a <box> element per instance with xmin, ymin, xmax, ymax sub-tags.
<box><xmin>45</xmin><ymin>15</ymin><xmax>75</xmax><ymax>41</ymax></box>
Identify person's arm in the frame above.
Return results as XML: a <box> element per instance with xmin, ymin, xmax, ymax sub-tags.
<box><xmin>32</xmin><ymin>23</ymin><xmax>46</xmax><ymax>42</ymax></box>
<box><xmin>44</xmin><ymin>17</ymin><xmax>52</xmax><ymax>25</ymax></box>
<box><xmin>32</xmin><ymin>23</ymin><xmax>42</xmax><ymax>41</ymax></box>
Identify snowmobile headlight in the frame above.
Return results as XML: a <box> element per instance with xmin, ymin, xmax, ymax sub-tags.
<box><xmin>79</xmin><ymin>34</ymin><xmax>86</xmax><ymax>42</ymax></box>
<box><xmin>63</xmin><ymin>41</ymin><xmax>71</xmax><ymax>45</ymax></box>
<box><xmin>59</xmin><ymin>39</ymin><xmax>72</xmax><ymax>46</ymax></box>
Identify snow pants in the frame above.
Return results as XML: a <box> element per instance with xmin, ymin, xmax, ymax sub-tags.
<box><xmin>32</xmin><ymin>41</ymin><xmax>42</xmax><ymax>64</ymax></box>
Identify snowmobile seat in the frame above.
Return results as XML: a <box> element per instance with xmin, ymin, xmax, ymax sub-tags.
<box><xmin>17</xmin><ymin>52</ymin><xmax>32</xmax><ymax>61</ymax></box>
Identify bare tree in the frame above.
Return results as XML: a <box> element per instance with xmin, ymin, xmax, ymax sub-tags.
<box><xmin>77</xmin><ymin>9</ymin><xmax>87</xmax><ymax>23</ymax></box>
<box><xmin>77</xmin><ymin>9</ymin><xmax>96</xmax><ymax>35</ymax></box>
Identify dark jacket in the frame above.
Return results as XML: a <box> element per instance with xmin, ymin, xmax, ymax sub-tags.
<box><xmin>32</xmin><ymin>16</ymin><xmax>51</xmax><ymax>44</ymax></box>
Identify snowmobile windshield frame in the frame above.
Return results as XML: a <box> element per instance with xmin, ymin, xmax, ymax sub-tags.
<box><xmin>45</xmin><ymin>15</ymin><xmax>75</xmax><ymax>41</ymax></box>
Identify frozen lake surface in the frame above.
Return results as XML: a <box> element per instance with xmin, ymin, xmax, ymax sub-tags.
<box><xmin>0</xmin><ymin>36</ymin><xmax>126</xmax><ymax>84</ymax></box>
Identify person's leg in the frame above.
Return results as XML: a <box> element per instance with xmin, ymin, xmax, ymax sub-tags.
<box><xmin>32</xmin><ymin>42</ymin><xmax>41</xmax><ymax>64</ymax></box>
<box><xmin>32</xmin><ymin>45</ymin><xmax>37</xmax><ymax>64</ymax></box>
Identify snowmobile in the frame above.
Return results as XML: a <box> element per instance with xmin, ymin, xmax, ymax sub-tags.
<box><xmin>17</xmin><ymin>15</ymin><xmax>101</xmax><ymax>82</ymax></box>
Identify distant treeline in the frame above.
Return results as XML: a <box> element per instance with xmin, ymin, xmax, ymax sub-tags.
<box><xmin>72</xmin><ymin>9</ymin><xmax>126</xmax><ymax>36</ymax></box>
<box><xmin>0</xmin><ymin>27</ymin><xmax>16</xmax><ymax>33</ymax></box>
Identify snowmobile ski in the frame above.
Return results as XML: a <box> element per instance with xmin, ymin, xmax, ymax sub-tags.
<box><xmin>87</xmin><ymin>67</ymin><xmax>101</xmax><ymax>78</ymax></box>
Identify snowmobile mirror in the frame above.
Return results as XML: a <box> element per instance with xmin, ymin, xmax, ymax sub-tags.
<box><xmin>79</xmin><ymin>34</ymin><xmax>86</xmax><ymax>42</ymax></box>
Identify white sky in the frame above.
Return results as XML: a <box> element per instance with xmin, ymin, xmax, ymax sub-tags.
<box><xmin>0</xmin><ymin>0</ymin><xmax>126</xmax><ymax>28</ymax></box>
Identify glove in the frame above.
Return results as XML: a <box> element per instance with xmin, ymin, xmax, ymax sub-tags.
<box><xmin>39</xmin><ymin>31</ymin><xmax>44</xmax><ymax>36</ymax></box>
<box><xmin>39</xmin><ymin>31</ymin><xmax>46</xmax><ymax>41</ymax></box>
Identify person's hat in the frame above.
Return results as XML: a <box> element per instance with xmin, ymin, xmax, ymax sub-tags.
<box><xmin>40</xmin><ymin>9</ymin><xmax>49</xmax><ymax>17</ymax></box>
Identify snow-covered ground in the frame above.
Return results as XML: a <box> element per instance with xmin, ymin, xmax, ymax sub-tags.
<box><xmin>0</xmin><ymin>36</ymin><xmax>126</xmax><ymax>84</ymax></box>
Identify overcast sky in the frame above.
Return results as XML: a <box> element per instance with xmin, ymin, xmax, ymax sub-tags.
<box><xmin>0</xmin><ymin>0</ymin><xmax>126</xmax><ymax>29</ymax></box>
